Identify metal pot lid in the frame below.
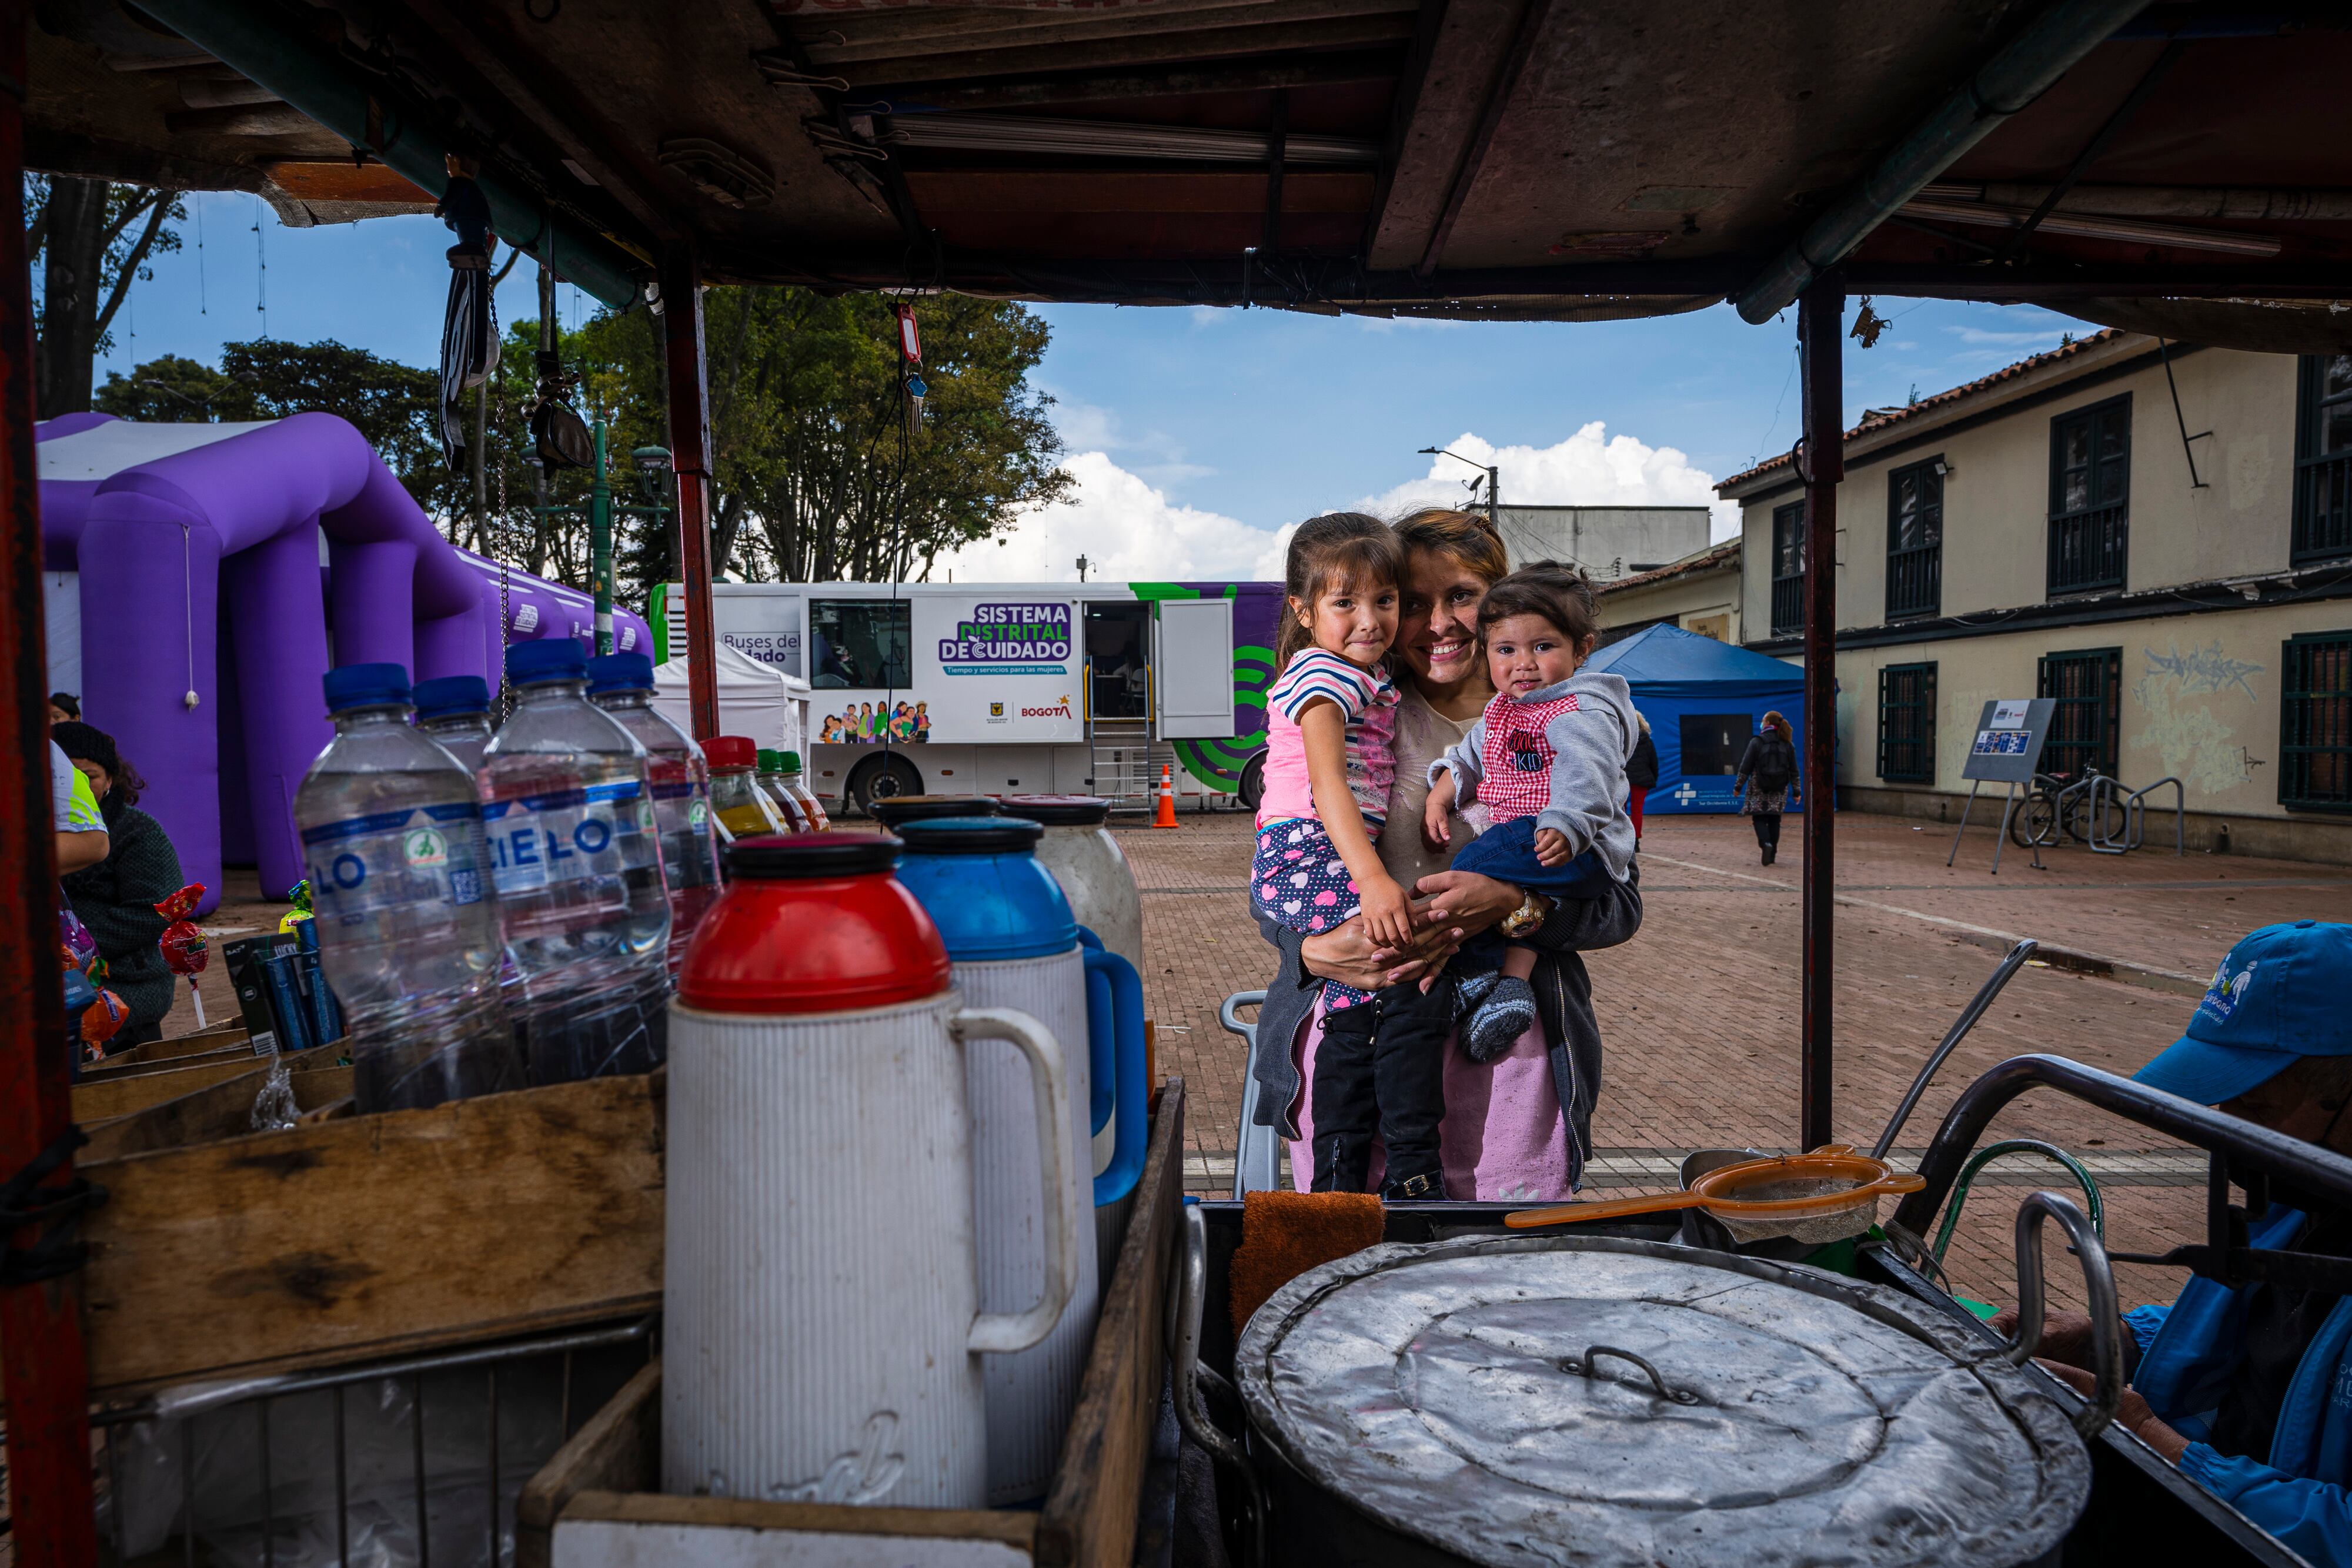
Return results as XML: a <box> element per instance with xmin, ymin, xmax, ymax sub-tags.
<box><xmin>1235</xmin><ymin>1236</ymin><xmax>2089</xmax><ymax>1568</ymax></box>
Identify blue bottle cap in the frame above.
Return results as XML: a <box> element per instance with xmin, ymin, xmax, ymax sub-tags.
<box><xmin>507</xmin><ymin>638</ymin><xmax>589</xmax><ymax>686</ymax></box>
<box><xmin>323</xmin><ymin>662</ymin><xmax>411</xmax><ymax>713</ymax></box>
<box><xmin>587</xmin><ymin>652</ymin><xmax>656</xmax><ymax>695</ymax></box>
<box><xmin>412</xmin><ymin>674</ymin><xmax>491</xmax><ymax>720</ymax></box>
<box><xmin>893</xmin><ymin>815</ymin><xmax>1075</xmax><ymax>961</ymax></box>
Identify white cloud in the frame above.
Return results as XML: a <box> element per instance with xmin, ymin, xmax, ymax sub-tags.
<box><xmin>932</xmin><ymin>450</ymin><xmax>1291</xmax><ymax>583</ymax></box>
<box><xmin>1358</xmin><ymin>423</ymin><xmax>1741</xmax><ymax>543</ymax></box>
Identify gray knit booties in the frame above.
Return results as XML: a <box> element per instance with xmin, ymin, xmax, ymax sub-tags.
<box><xmin>1464</xmin><ymin>975</ymin><xmax>1537</xmax><ymax>1062</ymax></box>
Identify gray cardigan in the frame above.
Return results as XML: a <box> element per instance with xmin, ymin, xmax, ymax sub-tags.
<box><xmin>1247</xmin><ymin>864</ymin><xmax>1642</xmax><ymax>1191</ymax></box>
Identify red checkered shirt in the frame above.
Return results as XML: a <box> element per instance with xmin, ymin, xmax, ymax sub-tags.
<box><xmin>1475</xmin><ymin>691</ymin><xmax>1582</xmax><ymax>822</ymax></box>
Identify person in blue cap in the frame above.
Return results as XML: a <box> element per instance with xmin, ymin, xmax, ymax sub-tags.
<box><xmin>1996</xmin><ymin>921</ymin><xmax>2352</xmax><ymax>1566</ymax></box>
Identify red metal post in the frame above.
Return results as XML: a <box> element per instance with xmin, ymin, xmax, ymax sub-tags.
<box><xmin>660</xmin><ymin>248</ymin><xmax>721</xmax><ymax>740</ymax></box>
<box><xmin>0</xmin><ymin>3</ymin><xmax>102</xmax><ymax>1560</ymax></box>
<box><xmin>1797</xmin><ymin>279</ymin><xmax>1843</xmax><ymax>1153</ymax></box>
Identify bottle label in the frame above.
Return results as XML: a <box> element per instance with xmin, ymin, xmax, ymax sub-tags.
<box><xmin>301</xmin><ymin>803</ymin><xmax>489</xmax><ymax>920</ymax></box>
<box><xmin>481</xmin><ymin>780</ymin><xmax>659</xmax><ymax>895</ymax></box>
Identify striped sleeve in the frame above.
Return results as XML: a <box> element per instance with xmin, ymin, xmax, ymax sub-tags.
<box><xmin>1267</xmin><ymin>649</ymin><xmax>1377</xmax><ymax>723</ymax></box>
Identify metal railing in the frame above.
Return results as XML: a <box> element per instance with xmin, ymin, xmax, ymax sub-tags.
<box><xmin>1885</xmin><ymin>544</ymin><xmax>1940</xmax><ymax>619</ymax></box>
<box><xmin>1770</xmin><ymin>573</ymin><xmax>1803</xmax><ymax>636</ymax></box>
<box><xmin>2047</xmin><ymin>503</ymin><xmax>2127</xmax><ymax>596</ymax></box>
<box><xmin>91</xmin><ymin>1318</ymin><xmax>654</xmax><ymax>1568</ymax></box>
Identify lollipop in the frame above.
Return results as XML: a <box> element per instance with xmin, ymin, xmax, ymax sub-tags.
<box><xmin>80</xmin><ymin>986</ymin><xmax>130</xmax><ymax>1056</ymax></box>
<box><xmin>278</xmin><ymin>877</ymin><xmax>314</xmax><ymax>935</ymax></box>
<box><xmin>154</xmin><ymin>882</ymin><xmax>211</xmax><ymax>1028</ymax></box>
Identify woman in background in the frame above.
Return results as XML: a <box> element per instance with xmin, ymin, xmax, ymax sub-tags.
<box><xmin>53</xmin><ymin>721</ymin><xmax>185</xmax><ymax>1048</ymax></box>
<box><xmin>1625</xmin><ymin>711</ymin><xmax>1658</xmax><ymax>844</ymax></box>
<box><xmin>1734</xmin><ymin>709</ymin><xmax>1800</xmax><ymax>865</ymax></box>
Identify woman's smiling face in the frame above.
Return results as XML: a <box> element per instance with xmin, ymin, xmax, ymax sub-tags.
<box><xmin>1398</xmin><ymin>547</ymin><xmax>1491</xmax><ymax>689</ymax></box>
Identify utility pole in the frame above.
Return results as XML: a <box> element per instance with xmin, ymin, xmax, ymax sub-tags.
<box><xmin>589</xmin><ymin>420</ymin><xmax>614</xmax><ymax>655</ymax></box>
<box><xmin>1075</xmin><ymin>553</ymin><xmax>1090</xmax><ymax>583</ymax></box>
<box><xmin>1486</xmin><ymin>464</ymin><xmax>1501</xmax><ymax>523</ymax></box>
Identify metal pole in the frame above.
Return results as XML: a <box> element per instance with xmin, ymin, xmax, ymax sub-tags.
<box><xmin>1486</xmin><ymin>465</ymin><xmax>1500</xmax><ymax>523</ymax></box>
<box><xmin>660</xmin><ymin>249</ymin><xmax>720</xmax><ymax>738</ymax></box>
<box><xmin>1797</xmin><ymin>278</ymin><xmax>1843</xmax><ymax>1153</ymax></box>
<box><xmin>589</xmin><ymin>420</ymin><xmax>613</xmax><ymax>656</ymax></box>
<box><xmin>0</xmin><ymin>2</ymin><xmax>101</xmax><ymax>1556</ymax></box>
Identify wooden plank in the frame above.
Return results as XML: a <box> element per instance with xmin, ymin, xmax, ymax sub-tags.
<box><xmin>1035</xmin><ymin>1078</ymin><xmax>1185</xmax><ymax>1568</ymax></box>
<box><xmin>517</xmin><ymin>1358</ymin><xmax>663</xmax><ymax>1568</ymax></box>
<box><xmin>69</xmin><ymin>1045</ymin><xmax>334</xmax><ymax>1123</ymax></box>
<box><xmin>81</xmin><ymin>1062</ymin><xmax>355</xmax><ymax>1164</ymax></box>
<box><xmin>801</xmin><ymin>0</ymin><xmax>1416</xmax><ymax>66</ymax></box>
<box><xmin>557</xmin><ymin>1491</ymin><xmax>1035</xmax><ymax>1564</ymax></box>
<box><xmin>262</xmin><ymin>159</ymin><xmax>435</xmax><ymax>203</ymax></box>
<box><xmin>74</xmin><ymin>1071</ymin><xmax>666</xmax><ymax>1395</ymax></box>
<box><xmin>105</xmin><ymin>1021</ymin><xmax>249</xmax><ymax>1066</ymax></box>
<box><xmin>905</xmin><ymin>170</ymin><xmax>1373</xmax><ymax>215</ymax></box>
<box><xmin>78</xmin><ymin>1040</ymin><xmax>256</xmax><ymax>1081</ymax></box>
<box><xmin>833</xmin><ymin>12</ymin><xmax>1418</xmax><ymax>88</ymax></box>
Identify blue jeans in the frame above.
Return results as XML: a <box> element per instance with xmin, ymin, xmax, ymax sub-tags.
<box><xmin>1450</xmin><ymin>816</ymin><xmax>1615</xmax><ymax>969</ymax></box>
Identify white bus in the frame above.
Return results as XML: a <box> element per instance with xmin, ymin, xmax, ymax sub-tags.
<box><xmin>649</xmin><ymin>579</ymin><xmax>1285</xmax><ymax>815</ymax></box>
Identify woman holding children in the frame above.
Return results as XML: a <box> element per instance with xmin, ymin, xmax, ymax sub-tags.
<box><xmin>1247</xmin><ymin>509</ymin><xmax>1644</xmax><ymax>1203</ymax></box>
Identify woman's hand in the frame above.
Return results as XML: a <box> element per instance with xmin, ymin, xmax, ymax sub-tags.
<box><xmin>1411</xmin><ymin>869</ymin><xmax>1523</xmax><ymax>935</ymax></box>
<box><xmin>1301</xmin><ymin>900</ymin><xmax>1466</xmax><ymax>992</ymax></box>
<box><xmin>2034</xmin><ymin>1360</ymin><xmax>2188</xmax><ymax>1463</ymax></box>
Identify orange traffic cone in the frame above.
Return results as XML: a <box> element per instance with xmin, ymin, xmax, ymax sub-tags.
<box><xmin>1151</xmin><ymin>763</ymin><xmax>1181</xmax><ymax>828</ymax></box>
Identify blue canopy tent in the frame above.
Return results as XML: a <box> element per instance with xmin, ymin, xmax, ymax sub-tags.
<box><xmin>1586</xmin><ymin>624</ymin><xmax>1806</xmax><ymax>814</ymax></box>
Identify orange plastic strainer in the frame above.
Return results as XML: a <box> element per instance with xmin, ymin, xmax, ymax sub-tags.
<box><xmin>1505</xmin><ymin>1146</ymin><xmax>1927</xmax><ymax>1244</ymax></box>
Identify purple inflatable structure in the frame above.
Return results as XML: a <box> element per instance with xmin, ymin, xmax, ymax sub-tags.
<box><xmin>37</xmin><ymin>413</ymin><xmax>652</xmax><ymax>915</ymax></box>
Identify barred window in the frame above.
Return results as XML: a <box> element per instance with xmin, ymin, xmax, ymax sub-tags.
<box><xmin>1770</xmin><ymin>502</ymin><xmax>1805</xmax><ymax>637</ymax></box>
<box><xmin>1885</xmin><ymin>460</ymin><xmax>1943</xmax><ymax>620</ymax></box>
<box><xmin>1876</xmin><ymin>663</ymin><xmax>1937</xmax><ymax>784</ymax></box>
<box><xmin>2292</xmin><ymin>356</ymin><xmax>2352</xmax><ymax>564</ymax></box>
<box><xmin>2037</xmin><ymin>648</ymin><xmax>2122</xmax><ymax>777</ymax></box>
<box><xmin>2281</xmin><ymin>632</ymin><xmax>2352</xmax><ymax>813</ymax></box>
<box><xmin>2047</xmin><ymin>397</ymin><xmax>2130</xmax><ymax>597</ymax></box>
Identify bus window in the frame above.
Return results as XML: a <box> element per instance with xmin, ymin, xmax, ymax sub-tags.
<box><xmin>809</xmin><ymin>600</ymin><xmax>912</xmax><ymax>688</ymax></box>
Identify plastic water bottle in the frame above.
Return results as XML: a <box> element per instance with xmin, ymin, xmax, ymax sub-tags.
<box><xmin>590</xmin><ymin>652</ymin><xmax>721</xmax><ymax>971</ymax></box>
<box><xmin>756</xmin><ymin>748</ymin><xmax>810</xmax><ymax>830</ymax></box>
<box><xmin>292</xmin><ymin>662</ymin><xmax>519</xmax><ymax>1112</ymax></box>
<box><xmin>482</xmin><ymin>640</ymin><xmax>672</xmax><ymax>1085</ymax></box>
<box><xmin>777</xmin><ymin>749</ymin><xmax>830</xmax><ymax>831</ymax></box>
<box><xmin>413</xmin><ymin>674</ymin><xmax>495</xmax><ymax>777</ymax></box>
<box><xmin>703</xmin><ymin>737</ymin><xmax>784</xmax><ymax>841</ymax></box>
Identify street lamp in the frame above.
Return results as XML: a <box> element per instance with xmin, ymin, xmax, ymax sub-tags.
<box><xmin>1419</xmin><ymin>446</ymin><xmax>1499</xmax><ymax>520</ymax></box>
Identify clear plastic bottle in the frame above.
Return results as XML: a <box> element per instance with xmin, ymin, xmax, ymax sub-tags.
<box><xmin>413</xmin><ymin>674</ymin><xmax>495</xmax><ymax>777</ymax></box>
<box><xmin>704</xmin><ymin>737</ymin><xmax>784</xmax><ymax>841</ymax></box>
<box><xmin>589</xmin><ymin>652</ymin><xmax>721</xmax><ymax>973</ymax></box>
<box><xmin>293</xmin><ymin>662</ymin><xmax>519</xmax><ymax>1113</ymax></box>
<box><xmin>776</xmin><ymin>749</ymin><xmax>830</xmax><ymax>832</ymax></box>
<box><xmin>482</xmin><ymin>640</ymin><xmax>672</xmax><ymax>1085</ymax></box>
<box><xmin>756</xmin><ymin>748</ymin><xmax>810</xmax><ymax>831</ymax></box>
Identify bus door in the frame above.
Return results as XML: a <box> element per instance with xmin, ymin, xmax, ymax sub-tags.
<box><xmin>1151</xmin><ymin>597</ymin><xmax>1234</xmax><ymax>740</ymax></box>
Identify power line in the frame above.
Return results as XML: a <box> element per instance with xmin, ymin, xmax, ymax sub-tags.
<box><xmin>195</xmin><ymin>193</ymin><xmax>206</xmax><ymax>316</ymax></box>
<box><xmin>251</xmin><ymin>196</ymin><xmax>267</xmax><ymax>337</ymax></box>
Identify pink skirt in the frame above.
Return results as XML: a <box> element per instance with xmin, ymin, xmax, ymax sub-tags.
<box><xmin>1284</xmin><ymin>991</ymin><xmax>1573</xmax><ymax>1202</ymax></box>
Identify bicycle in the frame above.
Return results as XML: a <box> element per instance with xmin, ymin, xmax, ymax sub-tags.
<box><xmin>2007</xmin><ymin>767</ymin><xmax>2126</xmax><ymax>848</ymax></box>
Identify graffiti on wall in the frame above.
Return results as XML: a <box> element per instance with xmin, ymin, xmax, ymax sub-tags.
<box><xmin>2130</xmin><ymin>640</ymin><xmax>2264</xmax><ymax>797</ymax></box>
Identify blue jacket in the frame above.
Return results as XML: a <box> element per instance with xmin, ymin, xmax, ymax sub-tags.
<box><xmin>2132</xmin><ymin>1206</ymin><xmax>2352</xmax><ymax>1565</ymax></box>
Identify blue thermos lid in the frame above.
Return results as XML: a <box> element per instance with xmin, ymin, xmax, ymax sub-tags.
<box><xmin>893</xmin><ymin>817</ymin><xmax>1077</xmax><ymax>961</ymax></box>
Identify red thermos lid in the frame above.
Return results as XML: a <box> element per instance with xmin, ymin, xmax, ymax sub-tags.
<box><xmin>678</xmin><ymin>834</ymin><xmax>951</xmax><ymax>1014</ymax></box>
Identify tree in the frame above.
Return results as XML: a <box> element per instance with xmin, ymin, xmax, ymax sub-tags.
<box><xmin>574</xmin><ymin>287</ymin><xmax>1071</xmax><ymax>587</ymax></box>
<box><xmin>26</xmin><ymin>176</ymin><xmax>185</xmax><ymax>417</ymax></box>
<box><xmin>96</xmin><ymin>340</ymin><xmax>443</xmax><ymax>503</ymax></box>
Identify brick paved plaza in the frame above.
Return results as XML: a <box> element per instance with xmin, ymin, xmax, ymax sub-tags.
<box><xmin>1119</xmin><ymin>803</ymin><xmax>2352</xmax><ymax>1313</ymax></box>
<box><xmin>170</xmin><ymin>804</ymin><xmax>2352</xmax><ymax>1316</ymax></box>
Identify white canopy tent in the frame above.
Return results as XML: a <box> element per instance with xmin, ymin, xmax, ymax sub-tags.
<box><xmin>652</xmin><ymin>640</ymin><xmax>810</xmax><ymax>755</ymax></box>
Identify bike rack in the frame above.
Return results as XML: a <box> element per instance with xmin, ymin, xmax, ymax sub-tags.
<box><xmin>2086</xmin><ymin>773</ymin><xmax>2184</xmax><ymax>856</ymax></box>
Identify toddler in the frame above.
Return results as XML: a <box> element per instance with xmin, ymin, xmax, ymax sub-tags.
<box><xmin>1425</xmin><ymin>563</ymin><xmax>1639</xmax><ymax>1060</ymax></box>
<box><xmin>1250</xmin><ymin>514</ymin><xmax>1455</xmax><ymax>1199</ymax></box>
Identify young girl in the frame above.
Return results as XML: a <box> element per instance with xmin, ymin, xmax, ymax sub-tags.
<box><xmin>1424</xmin><ymin>563</ymin><xmax>1640</xmax><ymax>1061</ymax></box>
<box><xmin>1252</xmin><ymin>514</ymin><xmax>1456</xmax><ymax>1199</ymax></box>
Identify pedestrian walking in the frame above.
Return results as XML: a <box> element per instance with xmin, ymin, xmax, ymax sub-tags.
<box><xmin>1734</xmin><ymin>710</ymin><xmax>1799</xmax><ymax>865</ymax></box>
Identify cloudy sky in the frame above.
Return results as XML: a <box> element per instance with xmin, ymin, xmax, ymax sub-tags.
<box><xmin>98</xmin><ymin>194</ymin><xmax>2104</xmax><ymax>585</ymax></box>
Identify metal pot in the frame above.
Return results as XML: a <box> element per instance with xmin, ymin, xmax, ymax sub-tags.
<box><xmin>1202</xmin><ymin>1195</ymin><xmax>2117</xmax><ymax>1568</ymax></box>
